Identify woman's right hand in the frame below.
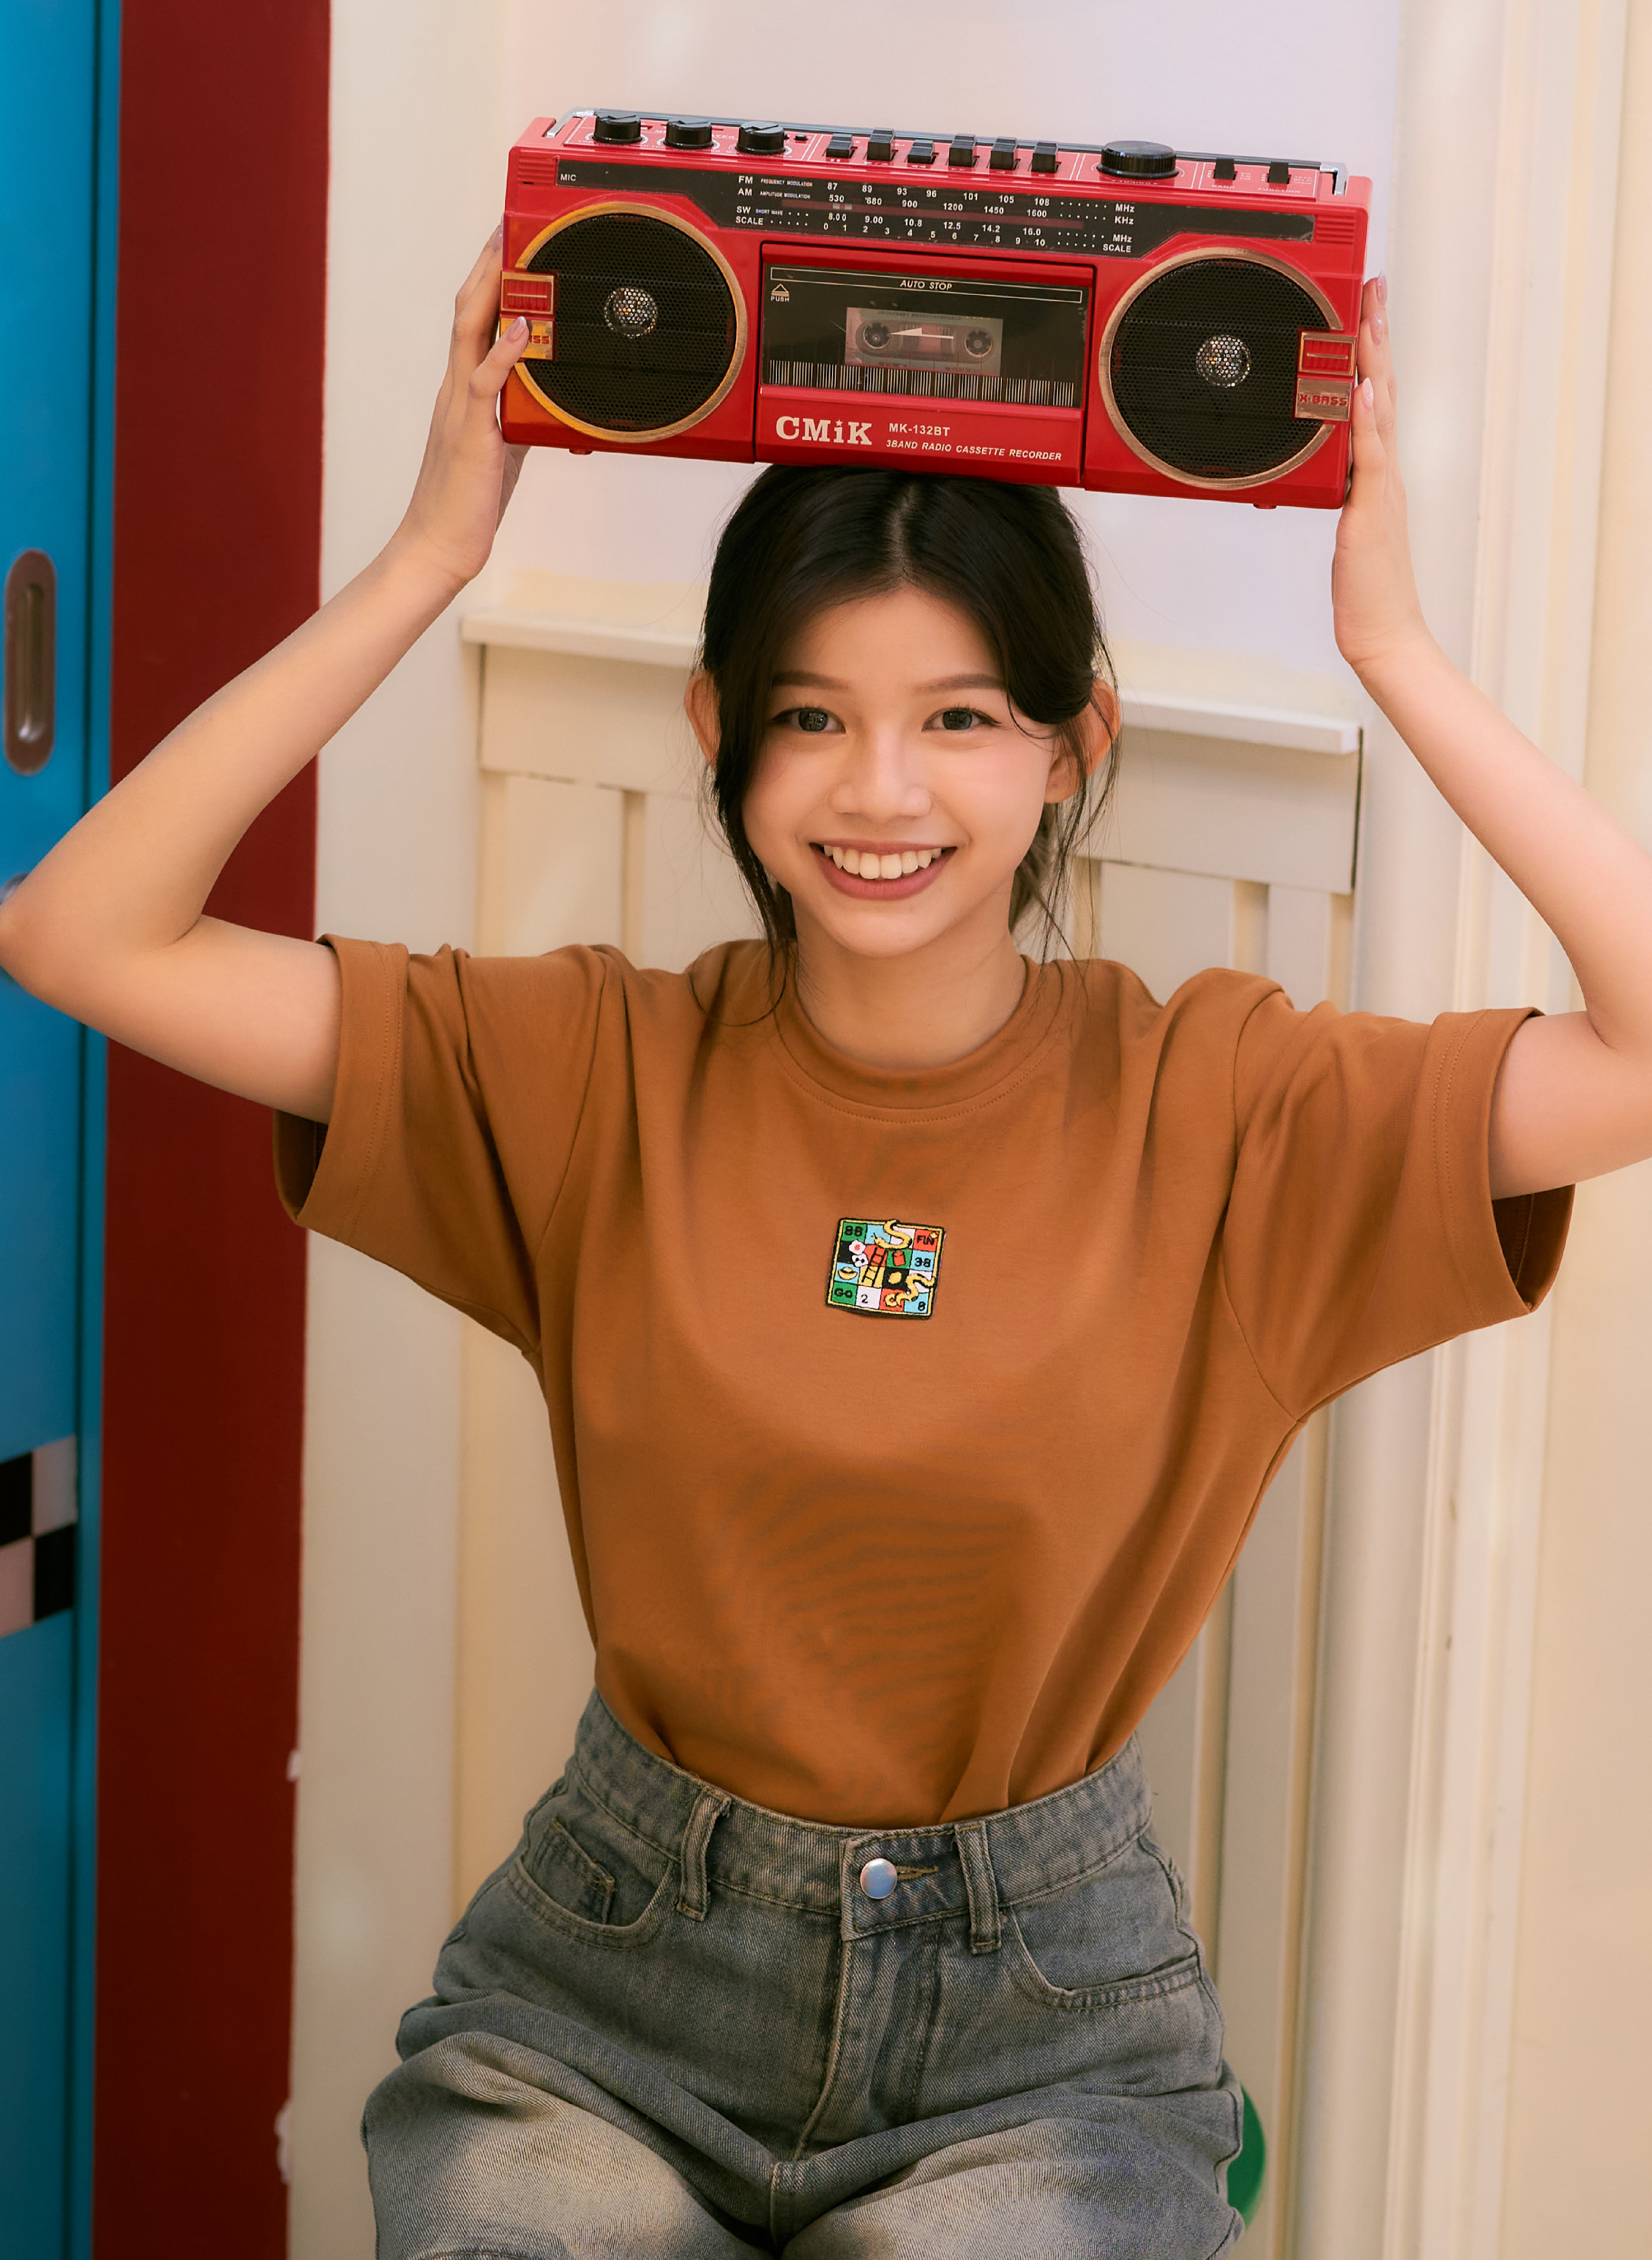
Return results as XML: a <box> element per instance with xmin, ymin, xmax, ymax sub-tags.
<box><xmin>393</xmin><ymin>228</ymin><xmax>533</xmax><ymax>591</ymax></box>
<box><xmin>0</xmin><ymin>233</ymin><xmax>541</xmax><ymax>1124</ymax></box>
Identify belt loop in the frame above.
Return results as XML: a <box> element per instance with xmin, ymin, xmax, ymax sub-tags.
<box><xmin>676</xmin><ymin>1787</ymin><xmax>730</xmax><ymax>1921</ymax></box>
<box><xmin>955</xmin><ymin>1818</ymin><xmax>1001</xmax><ymax>1954</ymax></box>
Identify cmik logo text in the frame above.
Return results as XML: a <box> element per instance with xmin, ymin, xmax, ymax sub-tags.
<box><xmin>774</xmin><ymin>415</ymin><xmax>873</xmax><ymax>444</ymax></box>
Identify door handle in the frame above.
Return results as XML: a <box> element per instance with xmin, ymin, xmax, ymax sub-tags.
<box><xmin>4</xmin><ymin>550</ymin><xmax>56</xmax><ymax>776</ymax></box>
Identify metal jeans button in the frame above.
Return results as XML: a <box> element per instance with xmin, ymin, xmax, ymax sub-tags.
<box><xmin>859</xmin><ymin>1856</ymin><xmax>898</xmax><ymax>1900</ymax></box>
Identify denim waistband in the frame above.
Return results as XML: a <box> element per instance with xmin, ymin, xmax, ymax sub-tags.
<box><xmin>567</xmin><ymin>1692</ymin><xmax>1154</xmax><ymax>1948</ymax></box>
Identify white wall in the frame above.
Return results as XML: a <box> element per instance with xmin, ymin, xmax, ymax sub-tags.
<box><xmin>289</xmin><ymin>6</ymin><xmax>509</xmax><ymax>2254</ymax></box>
<box><xmin>1502</xmin><ymin>6</ymin><xmax>1652</xmax><ymax>2249</ymax></box>
<box><xmin>492</xmin><ymin>0</ymin><xmax>1401</xmax><ymax>684</ymax></box>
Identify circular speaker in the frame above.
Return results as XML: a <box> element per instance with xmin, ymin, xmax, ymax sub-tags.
<box><xmin>1101</xmin><ymin>250</ymin><xmax>1338</xmax><ymax>489</ymax></box>
<box><xmin>516</xmin><ymin>205</ymin><xmax>745</xmax><ymax>442</ymax></box>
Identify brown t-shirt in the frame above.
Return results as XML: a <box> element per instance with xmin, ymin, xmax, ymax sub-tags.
<box><xmin>276</xmin><ymin>940</ymin><xmax>1570</xmax><ymax>1825</ymax></box>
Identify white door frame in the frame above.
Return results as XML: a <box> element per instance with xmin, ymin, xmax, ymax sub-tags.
<box><xmin>1294</xmin><ymin>6</ymin><xmax>1626</xmax><ymax>2257</ymax></box>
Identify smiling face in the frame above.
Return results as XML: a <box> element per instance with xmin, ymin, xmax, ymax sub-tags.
<box><xmin>691</xmin><ymin>584</ymin><xmax>1095</xmax><ymax>970</ymax></box>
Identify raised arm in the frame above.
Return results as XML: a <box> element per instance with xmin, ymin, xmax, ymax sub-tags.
<box><xmin>0</xmin><ymin>232</ymin><xmax>530</xmax><ymax>1122</ymax></box>
<box><xmin>1334</xmin><ymin>276</ymin><xmax>1652</xmax><ymax>1200</ymax></box>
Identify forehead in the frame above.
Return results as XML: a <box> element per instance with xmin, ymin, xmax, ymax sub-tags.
<box><xmin>775</xmin><ymin>586</ymin><xmax>1000</xmax><ymax>689</ymax></box>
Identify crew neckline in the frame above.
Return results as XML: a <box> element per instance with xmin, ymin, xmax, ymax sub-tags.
<box><xmin>766</xmin><ymin>951</ymin><xmax>1070</xmax><ymax>1116</ymax></box>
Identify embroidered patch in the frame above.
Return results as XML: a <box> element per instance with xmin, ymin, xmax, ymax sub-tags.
<box><xmin>826</xmin><ymin>1218</ymin><xmax>945</xmax><ymax>1319</ymax></box>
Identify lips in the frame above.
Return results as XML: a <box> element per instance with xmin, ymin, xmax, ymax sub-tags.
<box><xmin>812</xmin><ymin>842</ymin><xmax>953</xmax><ymax>901</ymax></box>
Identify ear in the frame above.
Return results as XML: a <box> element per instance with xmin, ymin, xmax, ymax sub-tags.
<box><xmin>1043</xmin><ymin>677</ymin><xmax>1122</xmax><ymax>804</ymax></box>
<box><xmin>1087</xmin><ymin>678</ymin><xmax>1122</xmax><ymax>770</ymax></box>
<box><xmin>684</xmin><ymin>670</ymin><xmax>720</xmax><ymax>769</ymax></box>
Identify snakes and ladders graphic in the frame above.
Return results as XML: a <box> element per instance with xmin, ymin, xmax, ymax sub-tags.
<box><xmin>826</xmin><ymin>1218</ymin><xmax>945</xmax><ymax>1319</ymax></box>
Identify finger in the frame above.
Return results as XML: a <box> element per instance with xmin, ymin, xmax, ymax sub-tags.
<box><xmin>1357</xmin><ymin>319</ymin><xmax>1397</xmax><ymax>450</ymax></box>
<box><xmin>1357</xmin><ymin>276</ymin><xmax>1395</xmax><ymax>398</ymax></box>
<box><xmin>1346</xmin><ymin>373</ymin><xmax>1384</xmax><ymax>495</ymax></box>
<box><xmin>467</xmin><ymin>315</ymin><xmax>530</xmax><ymax>412</ymax></box>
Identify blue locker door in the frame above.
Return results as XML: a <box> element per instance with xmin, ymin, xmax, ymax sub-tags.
<box><xmin>1</xmin><ymin>1</ymin><xmax>103</xmax><ymax>2253</ymax></box>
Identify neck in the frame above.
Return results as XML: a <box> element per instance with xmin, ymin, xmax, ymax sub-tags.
<box><xmin>789</xmin><ymin>896</ymin><xmax>1028</xmax><ymax>1071</ymax></box>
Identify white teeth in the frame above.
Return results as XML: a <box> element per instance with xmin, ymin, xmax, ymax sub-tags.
<box><xmin>822</xmin><ymin>846</ymin><xmax>946</xmax><ymax>880</ymax></box>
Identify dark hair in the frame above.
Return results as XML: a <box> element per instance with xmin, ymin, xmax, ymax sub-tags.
<box><xmin>697</xmin><ymin>468</ymin><xmax>1116</xmax><ymax>958</ymax></box>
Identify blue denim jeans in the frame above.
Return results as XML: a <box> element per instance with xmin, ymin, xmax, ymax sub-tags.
<box><xmin>366</xmin><ymin>1693</ymin><xmax>1243</xmax><ymax>2256</ymax></box>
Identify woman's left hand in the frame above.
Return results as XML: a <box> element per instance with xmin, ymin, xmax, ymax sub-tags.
<box><xmin>1330</xmin><ymin>275</ymin><xmax>1430</xmax><ymax>678</ymax></box>
<box><xmin>392</xmin><ymin>228</ymin><xmax>532</xmax><ymax>593</ymax></box>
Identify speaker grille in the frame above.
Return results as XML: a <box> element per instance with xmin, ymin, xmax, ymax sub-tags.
<box><xmin>523</xmin><ymin>213</ymin><xmax>738</xmax><ymax>435</ymax></box>
<box><xmin>1108</xmin><ymin>257</ymin><xmax>1330</xmax><ymax>482</ymax></box>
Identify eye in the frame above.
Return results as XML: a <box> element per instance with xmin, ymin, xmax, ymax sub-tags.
<box><xmin>932</xmin><ymin>705</ymin><xmax>993</xmax><ymax>732</ymax></box>
<box><xmin>774</xmin><ymin>704</ymin><xmax>838</xmax><ymax>734</ymax></box>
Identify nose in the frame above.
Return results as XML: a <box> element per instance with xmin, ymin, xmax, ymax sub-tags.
<box><xmin>828</xmin><ymin>727</ymin><xmax>931</xmax><ymax>823</ymax></box>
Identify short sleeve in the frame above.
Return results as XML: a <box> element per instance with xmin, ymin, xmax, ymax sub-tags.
<box><xmin>1223</xmin><ymin>990</ymin><xmax>1572</xmax><ymax>1416</ymax></box>
<box><xmin>273</xmin><ymin>936</ymin><xmax>612</xmax><ymax>1353</ymax></box>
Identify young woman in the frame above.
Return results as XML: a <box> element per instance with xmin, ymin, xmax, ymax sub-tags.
<box><xmin>4</xmin><ymin>233</ymin><xmax>1647</xmax><ymax>2257</ymax></box>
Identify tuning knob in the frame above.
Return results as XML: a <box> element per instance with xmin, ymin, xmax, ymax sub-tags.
<box><xmin>1099</xmin><ymin>140</ymin><xmax>1177</xmax><ymax>178</ymax></box>
<box><xmin>737</xmin><ymin>121</ymin><xmax>787</xmax><ymax>155</ymax></box>
<box><xmin>592</xmin><ymin>111</ymin><xmax>642</xmax><ymax>144</ymax></box>
<box><xmin>665</xmin><ymin>116</ymin><xmax>714</xmax><ymax>149</ymax></box>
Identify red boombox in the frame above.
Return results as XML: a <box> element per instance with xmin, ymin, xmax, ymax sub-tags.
<box><xmin>500</xmin><ymin>112</ymin><xmax>1371</xmax><ymax>507</ymax></box>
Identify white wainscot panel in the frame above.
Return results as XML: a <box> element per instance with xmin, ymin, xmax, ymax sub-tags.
<box><xmin>638</xmin><ymin>787</ymin><xmax>760</xmax><ymax>971</ymax></box>
<box><xmin>1094</xmin><ymin>861</ymin><xmax>1240</xmax><ymax>1001</ymax></box>
<box><xmin>478</xmin><ymin>772</ymin><xmax>623</xmax><ymax>957</ymax></box>
<box><xmin>456</xmin><ymin>1320</ymin><xmax>595</xmax><ymax>1905</ymax></box>
<box><xmin>480</xmin><ymin>642</ymin><xmax>699</xmax><ymax>799</ymax></box>
<box><xmin>1106</xmin><ymin>728</ymin><xmax>1360</xmax><ymax>896</ymax></box>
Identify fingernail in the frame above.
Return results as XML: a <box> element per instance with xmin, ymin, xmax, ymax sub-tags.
<box><xmin>508</xmin><ymin>315</ymin><xmax>528</xmax><ymax>339</ymax></box>
<box><xmin>1361</xmin><ymin>377</ymin><xmax>1374</xmax><ymax>407</ymax></box>
<box><xmin>1376</xmin><ymin>272</ymin><xmax>1388</xmax><ymax>305</ymax></box>
<box><xmin>489</xmin><ymin>221</ymin><xmax>503</xmax><ymax>248</ymax></box>
<box><xmin>1372</xmin><ymin>309</ymin><xmax>1386</xmax><ymax>341</ymax></box>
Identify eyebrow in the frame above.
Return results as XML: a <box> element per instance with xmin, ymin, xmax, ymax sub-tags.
<box><xmin>771</xmin><ymin>670</ymin><xmax>1005</xmax><ymax>693</ymax></box>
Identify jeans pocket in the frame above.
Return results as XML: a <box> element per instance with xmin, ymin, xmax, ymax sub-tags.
<box><xmin>523</xmin><ymin>1818</ymin><xmax>615</xmax><ymax>1924</ymax></box>
<box><xmin>507</xmin><ymin>1773</ymin><xmax>675</xmax><ymax>1947</ymax></box>
<box><xmin>1006</xmin><ymin>1825</ymin><xmax>1200</xmax><ymax>2005</ymax></box>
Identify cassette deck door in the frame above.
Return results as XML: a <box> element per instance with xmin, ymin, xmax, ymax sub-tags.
<box><xmin>755</xmin><ymin>248</ymin><xmax>1094</xmax><ymax>483</ymax></box>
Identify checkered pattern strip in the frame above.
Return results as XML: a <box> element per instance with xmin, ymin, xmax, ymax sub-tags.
<box><xmin>0</xmin><ymin>1438</ymin><xmax>77</xmax><ymax>1641</ymax></box>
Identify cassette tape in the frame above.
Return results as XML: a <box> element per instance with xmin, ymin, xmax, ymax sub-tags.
<box><xmin>764</xmin><ymin>266</ymin><xmax>1083</xmax><ymax>404</ymax></box>
<box><xmin>846</xmin><ymin>309</ymin><xmax>1002</xmax><ymax>375</ymax></box>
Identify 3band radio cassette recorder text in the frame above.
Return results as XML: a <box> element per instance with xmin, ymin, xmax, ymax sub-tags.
<box><xmin>500</xmin><ymin>112</ymin><xmax>1371</xmax><ymax>507</ymax></box>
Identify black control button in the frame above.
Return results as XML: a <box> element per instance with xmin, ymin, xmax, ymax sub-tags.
<box><xmin>1031</xmin><ymin>141</ymin><xmax>1059</xmax><ymax>172</ymax></box>
<box><xmin>948</xmin><ymin>135</ymin><xmax>976</xmax><ymax>167</ymax></box>
<box><xmin>990</xmin><ymin>138</ymin><xmax>1018</xmax><ymax>170</ymax></box>
<box><xmin>737</xmin><ymin>122</ymin><xmax>787</xmax><ymax>155</ymax></box>
<box><xmin>866</xmin><ymin>127</ymin><xmax>895</xmax><ymax>161</ymax></box>
<box><xmin>825</xmin><ymin>133</ymin><xmax>856</xmax><ymax>159</ymax></box>
<box><xmin>907</xmin><ymin>138</ymin><xmax>936</xmax><ymax>164</ymax></box>
<box><xmin>1214</xmin><ymin>157</ymin><xmax>1237</xmax><ymax>182</ymax></box>
<box><xmin>593</xmin><ymin>111</ymin><xmax>642</xmax><ymax>144</ymax></box>
<box><xmin>1267</xmin><ymin>160</ymin><xmax>1291</xmax><ymax>184</ymax></box>
<box><xmin>664</xmin><ymin>116</ymin><xmax>714</xmax><ymax>149</ymax></box>
<box><xmin>1099</xmin><ymin>140</ymin><xmax>1178</xmax><ymax>179</ymax></box>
